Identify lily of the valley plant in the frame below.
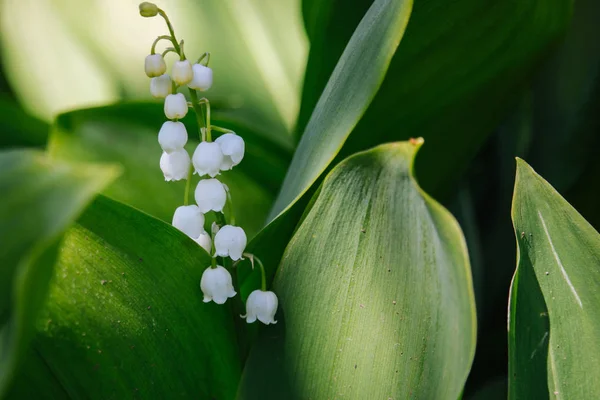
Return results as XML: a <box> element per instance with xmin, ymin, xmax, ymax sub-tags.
<box><xmin>141</xmin><ymin>1</ymin><xmax>277</xmax><ymax>324</ymax></box>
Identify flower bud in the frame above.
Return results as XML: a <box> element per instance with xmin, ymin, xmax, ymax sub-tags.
<box><xmin>200</xmin><ymin>265</ymin><xmax>236</xmax><ymax>304</ymax></box>
<box><xmin>160</xmin><ymin>148</ymin><xmax>190</xmax><ymax>181</ymax></box>
<box><xmin>194</xmin><ymin>231</ymin><xmax>212</xmax><ymax>254</ymax></box>
<box><xmin>192</xmin><ymin>142</ymin><xmax>224</xmax><ymax>177</ymax></box>
<box><xmin>214</xmin><ymin>225</ymin><xmax>247</xmax><ymax>261</ymax></box>
<box><xmin>172</xmin><ymin>60</ymin><xmax>193</xmax><ymax>85</ymax></box>
<box><xmin>159</xmin><ymin>121</ymin><xmax>188</xmax><ymax>153</ymax></box>
<box><xmin>145</xmin><ymin>54</ymin><xmax>166</xmax><ymax>77</ymax></box>
<box><xmin>242</xmin><ymin>290</ymin><xmax>278</xmax><ymax>325</ymax></box>
<box><xmin>150</xmin><ymin>74</ymin><xmax>172</xmax><ymax>98</ymax></box>
<box><xmin>164</xmin><ymin>93</ymin><xmax>188</xmax><ymax>120</ymax></box>
<box><xmin>215</xmin><ymin>133</ymin><xmax>244</xmax><ymax>171</ymax></box>
<box><xmin>188</xmin><ymin>64</ymin><xmax>213</xmax><ymax>91</ymax></box>
<box><xmin>139</xmin><ymin>2</ymin><xmax>159</xmax><ymax>17</ymax></box>
<box><xmin>172</xmin><ymin>205</ymin><xmax>204</xmax><ymax>238</ymax></box>
<box><xmin>195</xmin><ymin>178</ymin><xmax>227</xmax><ymax>213</ymax></box>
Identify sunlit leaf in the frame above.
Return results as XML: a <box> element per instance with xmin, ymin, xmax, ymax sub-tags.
<box><xmin>509</xmin><ymin>159</ymin><xmax>600</xmax><ymax>399</ymax></box>
<box><xmin>0</xmin><ymin>150</ymin><xmax>118</xmax><ymax>397</ymax></box>
<box><xmin>6</xmin><ymin>195</ymin><xmax>242</xmax><ymax>399</ymax></box>
<box><xmin>239</xmin><ymin>141</ymin><xmax>477</xmax><ymax>398</ymax></box>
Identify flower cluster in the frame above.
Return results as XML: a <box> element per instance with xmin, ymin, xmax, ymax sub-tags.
<box><xmin>140</xmin><ymin>2</ymin><xmax>277</xmax><ymax>325</ymax></box>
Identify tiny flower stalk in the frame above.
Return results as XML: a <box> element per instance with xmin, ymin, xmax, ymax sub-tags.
<box><xmin>140</xmin><ymin>3</ymin><xmax>277</xmax><ymax>334</ymax></box>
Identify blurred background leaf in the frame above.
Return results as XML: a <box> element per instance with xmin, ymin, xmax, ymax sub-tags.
<box><xmin>5</xmin><ymin>195</ymin><xmax>243</xmax><ymax>399</ymax></box>
<box><xmin>0</xmin><ymin>150</ymin><xmax>118</xmax><ymax>397</ymax></box>
<box><xmin>240</xmin><ymin>141</ymin><xmax>476</xmax><ymax>399</ymax></box>
<box><xmin>0</xmin><ymin>97</ymin><xmax>48</xmax><ymax>149</ymax></box>
<box><xmin>47</xmin><ymin>103</ymin><xmax>292</xmax><ymax>239</ymax></box>
<box><xmin>0</xmin><ymin>0</ymin><xmax>307</xmax><ymax>136</ymax></box>
<box><xmin>509</xmin><ymin>159</ymin><xmax>600</xmax><ymax>398</ymax></box>
<box><xmin>296</xmin><ymin>0</ymin><xmax>573</xmax><ymax>200</ymax></box>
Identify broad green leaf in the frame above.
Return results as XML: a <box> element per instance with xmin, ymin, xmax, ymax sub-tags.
<box><xmin>48</xmin><ymin>103</ymin><xmax>291</xmax><ymax>238</ymax></box>
<box><xmin>239</xmin><ymin>141</ymin><xmax>477</xmax><ymax>398</ymax></box>
<box><xmin>0</xmin><ymin>97</ymin><xmax>48</xmax><ymax>149</ymax></box>
<box><xmin>268</xmin><ymin>0</ymin><xmax>413</xmax><ymax>220</ymax></box>
<box><xmin>509</xmin><ymin>159</ymin><xmax>600</xmax><ymax>399</ymax></box>
<box><xmin>0</xmin><ymin>150</ymin><xmax>118</xmax><ymax>397</ymax></box>
<box><xmin>7</xmin><ymin>195</ymin><xmax>242</xmax><ymax>399</ymax></box>
<box><xmin>296</xmin><ymin>0</ymin><xmax>572</xmax><ymax>198</ymax></box>
<box><xmin>0</xmin><ymin>0</ymin><xmax>307</xmax><ymax>133</ymax></box>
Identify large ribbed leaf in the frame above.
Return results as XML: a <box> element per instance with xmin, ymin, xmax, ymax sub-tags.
<box><xmin>509</xmin><ymin>159</ymin><xmax>600</xmax><ymax>399</ymax></box>
<box><xmin>239</xmin><ymin>141</ymin><xmax>477</xmax><ymax>398</ymax></box>
<box><xmin>0</xmin><ymin>150</ymin><xmax>118</xmax><ymax>397</ymax></box>
<box><xmin>268</xmin><ymin>0</ymin><xmax>413</xmax><ymax>220</ymax></box>
<box><xmin>48</xmin><ymin>103</ymin><xmax>291</xmax><ymax>239</ymax></box>
<box><xmin>6</xmin><ymin>195</ymin><xmax>242</xmax><ymax>399</ymax></box>
<box><xmin>296</xmin><ymin>0</ymin><xmax>572</xmax><ymax>198</ymax></box>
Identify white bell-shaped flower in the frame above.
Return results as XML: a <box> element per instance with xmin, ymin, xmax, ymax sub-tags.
<box><xmin>214</xmin><ymin>225</ymin><xmax>247</xmax><ymax>261</ymax></box>
<box><xmin>172</xmin><ymin>205</ymin><xmax>204</xmax><ymax>238</ymax></box>
<box><xmin>150</xmin><ymin>74</ymin><xmax>172</xmax><ymax>98</ymax></box>
<box><xmin>188</xmin><ymin>64</ymin><xmax>213</xmax><ymax>91</ymax></box>
<box><xmin>242</xmin><ymin>290</ymin><xmax>278</xmax><ymax>325</ymax></box>
<box><xmin>145</xmin><ymin>54</ymin><xmax>166</xmax><ymax>77</ymax></box>
<box><xmin>200</xmin><ymin>265</ymin><xmax>236</xmax><ymax>304</ymax></box>
<box><xmin>192</xmin><ymin>142</ymin><xmax>224</xmax><ymax>177</ymax></box>
<box><xmin>172</xmin><ymin>60</ymin><xmax>193</xmax><ymax>85</ymax></box>
<box><xmin>164</xmin><ymin>93</ymin><xmax>188</xmax><ymax>120</ymax></box>
<box><xmin>195</xmin><ymin>178</ymin><xmax>227</xmax><ymax>213</ymax></box>
<box><xmin>194</xmin><ymin>231</ymin><xmax>212</xmax><ymax>254</ymax></box>
<box><xmin>160</xmin><ymin>148</ymin><xmax>190</xmax><ymax>181</ymax></box>
<box><xmin>158</xmin><ymin>121</ymin><xmax>188</xmax><ymax>153</ymax></box>
<box><xmin>215</xmin><ymin>133</ymin><xmax>245</xmax><ymax>171</ymax></box>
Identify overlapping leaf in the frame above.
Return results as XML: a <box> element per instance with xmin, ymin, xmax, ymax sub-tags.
<box><xmin>509</xmin><ymin>159</ymin><xmax>600</xmax><ymax>399</ymax></box>
<box><xmin>6</xmin><ymin>195</ymin><xmax>242</xmax><ymax>399</ymax></box>
<box><xmin>239</xmin><ymin>141</ymin><xmax>477</xmax><ymax>398</ymax></box>
<box><xmin>0</xmin><ymin>150</ymin><xmax>118</xmax><ymax>397</ymax></box>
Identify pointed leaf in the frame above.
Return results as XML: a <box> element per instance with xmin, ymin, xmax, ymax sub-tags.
<box><xmin>509</xmin><ymin>159</ymin><xmax>600</xmax><ymax>399</ymax></box>
<box><xmin>240</xmin><ymin>141</ymin><xmax>476</xmax><ymax>398</ymax></box>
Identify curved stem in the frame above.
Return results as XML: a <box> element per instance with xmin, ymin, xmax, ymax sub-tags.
<box><xmin>157</xmin><ymin>9</ymin><xmax>181</xmax><ymax>54</ymax></box>
<box><xmin>161</xmin><ymin>47</ymin><xmax>177</xmax><ymax>58</ymax></box>
<box><xmin>254</xmin><ymin>256</ymin><xmax>267</xmax><ymax>291</ymax></box>
<box><xmin>183</xmin><ymin>165</ymin><xmax>193</xmax><ymax>205</ymax></box>
<box><xmin>188</xmin><ymin>89</ymin><xmax>207</xmax><ymax>141</ymax></box>
<box><xmin>226</xmin><ymin>190</ymin><xmax>235</xmax><ymax>225</ymax></box>
<box><xmin>211</xmin><ymin>125</ymin><xmax>234</xmax><ymax>134</ymax></box>
<box><xmin>196</xmin><ymin>52</ymin><xmax>211</xmax><ymax>66</ymax></box>
<box><xmin>151</xmin><ymin>35</ymin><xmax>173</xmax><ymax>54</ymax></box>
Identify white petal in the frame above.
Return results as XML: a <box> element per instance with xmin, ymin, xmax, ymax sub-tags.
<box><xmin>214</xmin><ymin>225</ymin><xmax>247</xmax><ymax>261</ymax></box>
<box><xmin>158</xmin><ymin>121</ymin><xmax>188</xmax><ymax>153</ymax></box>
<box><xmin>192</xmin><ymin>142</ymin><xmax>224</xmax><ymax>177</ymax></box>
<box><xmin>172</xmin><ymin>205</ymin><xmax>204</xmax><ymax>238</ymax></box>
<box><xmin>194</xmin><ymin>231</ymin><xmax>212</xmax><ymax>254</ymax></box>
<box><xmin>244</xmin><ymin>290</ymin><xmax>278</xmax><ymax>324</ymax></box>
<box><xmin>172</xmin><ymin>60</ymin><xmax>193</xmax><ymax>85</ymax></box>
<box><xmin>195</xmin><ymin>179</ymin><xmax>227</xmax><ymax>213</ymax></box>
<box><xmin>160</xmin><ymin>149</ymin><xmax>190</xmax><ymax>181</ymax></box>
<box><xmin>219</xmin><ymin>156</ymin><xmax>234</xmax><ymax>171</ymax></box>
<box><xmin>164</xmin><ymin>93</ymin><xmax>188</xmax><ymax>120</ymax></box>
<box><xmin>216</xmin><ymin>133</ymin><xmax>245</xmax><ymax>167</ymax></box>
<box><xmin>150</xmin><ymin>74</ymin><xmax>172</xmax><ymax>98</ymax></box>
<box><xmin>188</xmin><ymin>64</ymin><xmax>213</xmax><ymax>91</ymax></box>
<box><xmin>145</xmin><ymin>54</ymin><xmax>166</xmax><ymax>77</ymax></box>
<box><xmin>200</xmin><ymin>266</ymin><xmax>236</xmax><ymax>304</ymax></box>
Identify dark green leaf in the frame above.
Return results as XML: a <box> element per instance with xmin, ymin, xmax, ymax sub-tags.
<box><xmin>7</xmin><ymin>195</ymin><xmax>242</xmax><ymax>399</ymax></box>
<box><xmin>0</xmin><ymin>149</ymin><xmax>118</xmax><ymax>397</ymax></box>
<box><xmin>0</xmin><ymin>97</ymin><xmax>48</xmax><ymax>149</ymax></box>
<box><xmin>509</xmin><ymin>159</ymin><xmax>600</xmax><ymax>399</ymax></box>
<box><xmin>240</xmin><ymin>141</ymin><xmax>477</xmax><ymax>398</ymax></box>
<box><xmin>298</xmin><ymin>0</ymin><xmax>572</xmax><ymax>198</ymax></box>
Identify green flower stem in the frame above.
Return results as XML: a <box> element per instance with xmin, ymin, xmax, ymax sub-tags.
<box><xmin>211</xmin><ymin>125</ymin><xmax>234</xmax><ymax>134</ymax></box>
<box><xmin>226</xmin><ymin>190</ymin><xmax>235</xmax><ymax>225</ymax></box>
<box><xmin>150</xmin><ymin>35</ymin><xmax>173</xmax><ymax>54</ymax></box>
<box><xmin>157</xmin><ymin>9</ymin><xmax>181</xmax><ymax>55</ymax></box>
<box><xmin>183</xmin><ymin>165</ymin><xmax>193</xmax><ymax>206</ymax></box>
<box><xmin>189</xmin><ymin>90</ymin><xmax>210</xmax><ymax>141</ymax></box>
<box><xmin>196</xmin><ymin>52</ymin><xmax>210</xmax><ymax>66</ymax></box>
<box><xmin>254</xmin><ymin>256</ymin><xmax>267</xmax><ymax>291</ymax></box>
